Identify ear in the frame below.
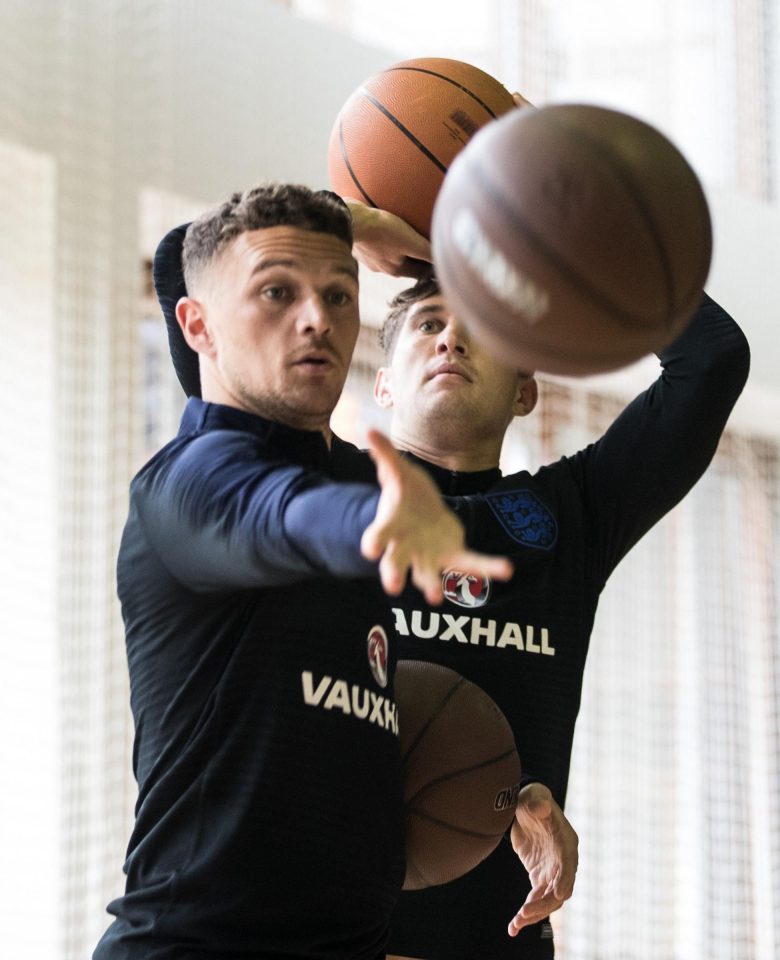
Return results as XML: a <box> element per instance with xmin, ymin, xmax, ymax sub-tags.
<box><xmin>175</xmin><ymin>296</ymin><xmax>216</xmax><ymax>359</ymax></box>
<box><xmin>373</xmin><ymin>367</ymin><xmax>395</xmax><ymax>410</ymax></box>
<box><xmin>513</xmin><ymin>374</ymin><xmax>538</xmax><ymax>418</ymax></box>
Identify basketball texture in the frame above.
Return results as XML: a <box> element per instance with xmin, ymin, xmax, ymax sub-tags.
<box><xmin>328</xmin><ymin>58</ymin><xmax>515</xmax><ymax>238</ymax></box>
<box><xmin>394</xmin><ymin>660</ymin><xmax>521</xmax><ymax>890</ymax></box>
<box><xmin>431</xmin><ymin>103</ymin><xmax>713</xmax><ymax>375</ymax></box>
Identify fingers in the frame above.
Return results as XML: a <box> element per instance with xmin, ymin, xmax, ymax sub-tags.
<box><xmin>376</xmin><ymin>541</ymin><xmax>444</xmax><ymax>602</ymax></box>
<box><xmin>508</xmin><ymin>874</ymin><xmax>571</xmax><ymax>935</ymax></box>
<box><xmin>377</xmin><ymin>542</ymin><xmax>408</xmax><ymax>596</ymax></box>
<box><xmin>447</xmin><ymin>549</ymin><xmax>514</xmax><ymax>583</ymax></box>
<box><xmin>410</xmin><ymin>563</ymin><xmax>445</xmax><ymax>605</ymax></box>
<box><xmin>399</xmin><ymin>233</ymin><xmax>433</xmax><ymax>265</ymax></box>
<box><xmin>375</xmin><ymin>536</ymin><xmax>450</xmax><ymax>603</ymax></box>
<box><xmin>507</xmin><ymin>891</ymin><xmax>564</xmax><ymax>937</ymax></box>
<box><xmin>355</xmin><ymin>248</ymin><xmax>432</xmax><ymax>278</ymax></box>
<box><xmin>363</xmin><ymin>543</ymin><xmax>513</xmax><ymax>603</ymax></box>
<box><xmin>360</xmin><ymin>520</ymin><xmax>384</xmax><ymax>562</ymax></box>
<box><xmin>363</xmin><ymin>430</ymin><xmax>513</xmax><ymax>601</ymax></box>
<box><xmin>371</xmin><ymin>208</ymin><xmax>431</xmax><ymax>263</ymax></box>
<box><xmin>397</xmin><ymin>255</ymin><xmax>434</xmax><ymax>279</ymax></box>
<box><xmin>346</xmin><ymin>199</ymin><xmax>433</xmax><ymax>277</ymax></box>
<box><xmin>515</xmin><ymin>782</ymin><xmax>554</xmax><ymax>819</ymax></box>
<box><xmin>365</xmin><ymin>427</ymin><xmax>398</xmax><ymax>462</ymax></box>
<box><xmin>365</xmin><ymin>428</ymin><xmax>403</xmax><ymax>486</ymax></box>
<box><xmin>512</xmin><ymin>91</ymin><xmax>535</xmax><ymax>109</ymax></box>
<box><xmin>552</xmin><ymin>869</ymin><xmax>576</xmax><ymax>902</ymax></box>
<box><xmin>508</xmin><ymin>782</ymin><xmax>578</xmax><ymax>938</ymax></box>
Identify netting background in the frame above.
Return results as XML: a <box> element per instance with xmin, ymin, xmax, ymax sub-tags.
<box><xmin>0</xmin><ymin>1</ymin><xmax>778</xmax><ymax>958</ymax></box>
<box><xmin>339</xmin><ymin>351</ymin><xmax>780</xmax><ymax>960</ymax></box>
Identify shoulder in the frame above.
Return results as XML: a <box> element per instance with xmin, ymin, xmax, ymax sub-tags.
<box><xmin>330</xmin><ymin>435</ymin><xmax>377</xmax><ymax>483</ymax></box>
<box><xmin>130</xmin><ymin>429</ymin><xmax>300</xmax><ymax>522</ymax></box>
<box><xmin>134</xmin><ymin>428</ymin><xmax>266</xmax><ymax>485</ymax></box>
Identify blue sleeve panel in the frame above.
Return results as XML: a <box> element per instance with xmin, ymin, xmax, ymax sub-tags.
<box><xmin>131</xmin><ymin>428</ymin><xmax>380</xmax><ymax>592</ymax></box>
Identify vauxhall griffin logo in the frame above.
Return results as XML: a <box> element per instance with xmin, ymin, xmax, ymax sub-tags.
<box><xmin>442</xmin><ymin>570</ymin><xmax>490</xmax><ymax>608</ymax></box>
<box><xmin>367</xmin><ymin>625</ymin><xmax>389</xmax><ymax>688</ymax></box>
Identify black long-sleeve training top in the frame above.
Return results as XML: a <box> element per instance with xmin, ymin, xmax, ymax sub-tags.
<box><xmin>97</xmin><ymin>287</ymin><xmax>748</xmax><ymax>960</ymax></box>
<box><xmin>386</xmin><ymin>294</ymin><xmax>750</xmax><ymax>960</ymax></box>
<box><xmin>94</xmin><ymin>402</ymin><xmax>405</xmax><ymax>960</ymax></box>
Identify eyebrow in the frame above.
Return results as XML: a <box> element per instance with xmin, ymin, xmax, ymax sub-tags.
<box><xmin>250</xmin><ymin>258</ymin><xmax>359</xmax><ymax>281</ymax></box>
<box><xmin>406</xmin><ymin>302</ymin><xmax>446</xmax><ymax>324</ymax></box>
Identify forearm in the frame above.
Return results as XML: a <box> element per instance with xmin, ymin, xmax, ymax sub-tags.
<box><xmin>583</xmin><ymin>292</ymin><xmax>750</xmax><ymax>579</ymax></box>
<box><xmin>136</xmin><ymin>442</ymin><xmax>380</xmax><ymax>591</ymax></box>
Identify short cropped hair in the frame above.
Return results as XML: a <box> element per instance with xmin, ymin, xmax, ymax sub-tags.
<box><xmin>379</xmin><ymin>274</ymin><xmax>441</xmax><ymax>359</ymax></box>
<box><xmin>182</xmin><ymin>183</ymin><xmax>353</xmax><ymax>291</ymax></box>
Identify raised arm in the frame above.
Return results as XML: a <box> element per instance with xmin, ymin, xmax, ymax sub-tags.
<box><xmin>572</xmin><ymin>293</ymin><xmax>750</xmax><ymax>586</ymax></box>
<box><xmin>345</xmin><ymin>199</ymin><xmax>433</xmax><ymax>278</ymax></box>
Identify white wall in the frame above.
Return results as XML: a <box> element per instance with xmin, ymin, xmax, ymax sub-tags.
<box><xmin>0</xmin><ymin>2</ymin><xmax>778</xmax><ymax>956</ymax></box>
<box><xmin>708</xmin><ymin>190</ymin><xmax>780</xmax><ymax>434</ymax></box>
<box><xmin>0</xmin><ymin>2</ymin><xmax>395</xmax><ymax>956</ymax></box>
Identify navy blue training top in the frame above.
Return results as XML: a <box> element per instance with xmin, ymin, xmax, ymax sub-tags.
<box><xmin>94</xmin><ymin>400</ymin><xmax>405</xmax><ymax>960</ymax></box>
<box><xmin>386</xmin><ymin>294</ymin><xmax>750</xmax><ymax>959</ymax></box>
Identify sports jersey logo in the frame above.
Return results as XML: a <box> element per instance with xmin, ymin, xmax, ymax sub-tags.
<box><xmin>485</xmin><ymin>489</ymin><xmax>558</xmax><ymax>550</ymax></box>
<box><xmin>442</xmin><ymin>570</ymin><xmax>491</xmax><ymax>608</ymax></box>
<box><xmin>367</xmin><ymin>625</ymin><xmax>389</xmax><ymax>688</ymax></box>
<box><xmin>392</xmin><ymin>607</ymin><xmax>556</xmax><ymax>656</ymax></box>
<box><xmin>301</xmin><ymin>671</ymin><xmax>398</xmax><ymax>735</ymax></box>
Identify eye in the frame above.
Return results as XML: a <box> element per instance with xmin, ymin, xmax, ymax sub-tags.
<box><xmin>262</xmin><ymin>285</ymin><xmax>288</xmax><ymax>301</ymax></box>
<box><xmin>419</xmin><ymin>318</ymin><xmax>440</xmax><ymax>333</ymax></box>
<box><xmin>328</xmin><ymin>289</ymin><xmax>353</xmax><ymax>306</ymax></box>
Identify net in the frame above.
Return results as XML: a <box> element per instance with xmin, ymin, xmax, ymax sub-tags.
<box><xmin>1</xmin><ymin>2</ymin><xmax>778</xmax><ymax>958</ymax></box>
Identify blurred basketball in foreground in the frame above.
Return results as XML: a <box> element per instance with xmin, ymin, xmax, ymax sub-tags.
<box><xmin>431</xmin><ymin>103</ymin><xmax>712</xmax><ymax>375</ymax></box>
<box><xmin>328</xmin><ymin>57</ymin><xmax>515</xmax><ymax>237</ymax></box>
<box><xmin>394</xmin><ymin>660</ymin><xmax>521</xmax><ymax>890</ymax></box>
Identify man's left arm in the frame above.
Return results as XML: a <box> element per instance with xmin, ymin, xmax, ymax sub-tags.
<box><xmin>506</xmin><ymin>783</ymin><xmax>579</xmax><ymax>936</ymax></box>
<box><xmin>575</xmin><ymin>292</ymin><xmax>750</xmax><ymax>585</ymax></box>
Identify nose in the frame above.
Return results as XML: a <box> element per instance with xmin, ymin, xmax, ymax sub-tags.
<box><xmin>436</xmin><ymin>318</ymin><xmax>469</xmax><ymax>356</ymax></box>
<box><xmin>297</xmin><ymin>295</ymin><xmax>332</xmax><ymax>336</ymax></box>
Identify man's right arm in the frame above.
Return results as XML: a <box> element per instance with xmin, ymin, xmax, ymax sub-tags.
<box><xmin>134</xmin><ymin>429</ymin><xmax>512</xmax><ymax>599</ymax></box>
<box><xmin>135</xmin><ymin>430</ymin><xmax>379</xmax><ymax>592</ymax></box>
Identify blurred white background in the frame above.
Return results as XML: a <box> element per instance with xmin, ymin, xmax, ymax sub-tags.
<box><xmin>0</xmin><ymin>1</ymin><xmax>778</xmax><ymax>958</ymax></box>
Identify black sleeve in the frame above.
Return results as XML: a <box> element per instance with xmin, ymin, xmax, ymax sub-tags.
<box><xmin>153</xmin><ymin>221</ymin><xmax>201</xmax><ymax>398</ymax></box>
<box><xmin>134</xmin><ymin>431</ymin><xmax>380</xmax><ymax>591</ymax></box>
<box><xmin>573</xmin><ymin>292</ymin><xmax>750</xmax><ymax>587</ymax></box>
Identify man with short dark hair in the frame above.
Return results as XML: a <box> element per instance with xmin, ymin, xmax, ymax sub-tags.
<box><xmin>93</xmin><ymin>183</ymin><xmax>512</xmax><ymax>960</ymax></box>
<box><xmin>372</xmin><ymin>273</ymin><xmax>749</xmax><ymax>960</ymax></box>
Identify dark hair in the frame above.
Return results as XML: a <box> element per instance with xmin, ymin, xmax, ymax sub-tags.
<box><xmin>182</xmin><ymin>183</ymin><xmax>353</xmax><ymax>291</ymax></box>
<box><xmin>379</xmin><ymin>274</ymin><xmax>441</xmax><ymax>358</ymax></box>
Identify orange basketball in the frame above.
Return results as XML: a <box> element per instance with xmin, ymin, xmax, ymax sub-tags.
<box><xmin>394</xmin><ymin>660</ymin><xmax>521</xmax><ymax>890</ymax></box>
<box><xmin>328</xmin><ymin>57</ymin><xmax>515</xmax><ymax>238</ymax></box>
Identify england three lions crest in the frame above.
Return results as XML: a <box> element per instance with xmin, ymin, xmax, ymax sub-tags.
<box><xmin>442</xmin><ymin>570</ymin><xmax>491</xmax><ymax>608</ymax></box>
<box><xmin>485</xmin><ymin>489</ymin><xmax>558</xmax><ymax>550</ymax></box>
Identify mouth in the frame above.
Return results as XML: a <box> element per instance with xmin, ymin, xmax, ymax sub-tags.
<box><xmin>291</xmin><ymin>352</ymin><xmax>337</xmax><ymax>373</ymax></box>
<box><xmin>429</xmin><ymin>363</ymin><xmax>472</xmax><ymax>383</ymax></box>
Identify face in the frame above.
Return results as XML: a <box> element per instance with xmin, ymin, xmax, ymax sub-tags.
<box><xmin>375</xmin><ymin>294</ymin><xmax>532</xmax><ymax>439</ymax></box>
<box><xmin>180</xmin><ymin>226</ymin><xmax>360</xmax><ymax>432</ymax></box>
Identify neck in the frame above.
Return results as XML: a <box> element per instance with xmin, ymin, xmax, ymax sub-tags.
<box><xmin>201</xmin><ymin>383</ymin><xmax>333</xmax><ymax>446</ymax></box>
<box><xmin>390</xmin><ymin>423</ymin><xmax>502</xmax><ymax>472</ymax></box>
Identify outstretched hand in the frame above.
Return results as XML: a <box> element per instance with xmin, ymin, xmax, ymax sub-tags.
<box><xmin>361</xmin><ymin>430</ymin><xmax>512</xmax><ymax>603</ymax></box>
<box><xmin>507</xmin><ymin>783</ymin><xmax>578</xmax><ymax>937</ymax></box>
<box><xmin>345</xmin><ymin>199</ymin><xmax>433</xmax><ymax>278</ymax></box>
